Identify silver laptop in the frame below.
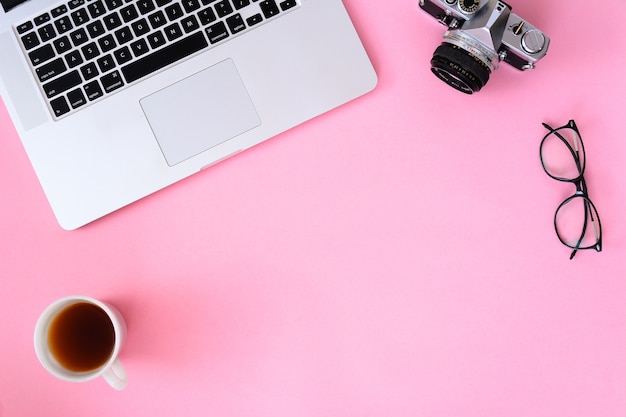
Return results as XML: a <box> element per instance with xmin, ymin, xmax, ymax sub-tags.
<box><xmin>0</xmin><ymin>0</ymin><xmax>377</xmax><ymax>229</ymax></box>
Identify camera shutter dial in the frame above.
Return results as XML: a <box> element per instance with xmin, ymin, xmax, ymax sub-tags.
<box><xmin>459</xmin><ymin>0</ymin><xmax>479</xmax><ymax>14</ymax></box>
<box><xmin>521</xmin><ymin>29</ymin><xmax>546</xmax><ymax>54</ymax></box>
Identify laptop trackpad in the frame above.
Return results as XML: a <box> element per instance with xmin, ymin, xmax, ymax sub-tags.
<box><xmin>140</xmin><ymin>59</ymin><xmax>261</xmax><ymax>166</ymax></box>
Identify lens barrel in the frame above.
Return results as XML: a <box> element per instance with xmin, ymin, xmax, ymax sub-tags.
<box><xmin>430</xmin><ymin>43</ymin><xmax>491</xmax><ymax>94</ymax></box>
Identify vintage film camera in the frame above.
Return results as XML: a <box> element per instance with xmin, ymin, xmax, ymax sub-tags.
<box><xmin>419</xmin><ymin>0</ymin><xmax>550</xmax><ymax>94</ymax></box>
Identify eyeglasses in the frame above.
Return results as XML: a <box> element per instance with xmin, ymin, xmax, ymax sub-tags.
<box><xmin>540</xmin><ymin>119</ymin><xmax>602</xmax><ymax>259</ymax></box>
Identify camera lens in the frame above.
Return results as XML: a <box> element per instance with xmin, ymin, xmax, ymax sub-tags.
<box><xmin>430</xmin><ymin>43</ymin><xmax>491</xmax><ymax>94</ymax></box>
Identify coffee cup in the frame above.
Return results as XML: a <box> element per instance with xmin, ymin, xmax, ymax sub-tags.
<box><xmin>34</xmin><ymin>296</ymin><xmax>128</xmax><ymax>390</ymax></box>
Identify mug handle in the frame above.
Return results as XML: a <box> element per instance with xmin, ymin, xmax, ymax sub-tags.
<box><xmin>102</xmin><ymin>358</ymin><xmax>128</xmax><ymax>390</ymax></box>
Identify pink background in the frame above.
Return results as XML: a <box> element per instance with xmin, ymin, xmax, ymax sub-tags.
<box><xmin>2</xmin><ymin>0</ymin><xmax>626</xmax><ymax>415</ymax></box>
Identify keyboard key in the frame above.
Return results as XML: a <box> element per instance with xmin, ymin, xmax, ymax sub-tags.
<box><xmin>21</xmin><ymin>32</ymin><xmax>40</xmax><ymax>50</ymax></box>
<box><xmin>65</xmin><ymin>50</ymin><xmax>84</xmax><ymax>67</ymax></box>
<box><xmin>137</xmin><ymin>0</ymin><xmax>155</xmax><ymax>14</ymax></box>
<box><xmin>205</xmin><ymin>20</ymin><xmax>228</xmax><ymax>43</ymax></box>
<box><xmin>38</xmin><ymin>24</ymin><xmax>57</xmax><ymax>41</ymax></box>
<box><xmin>104</xmin><ymin>0</ymin><xmax>124</xmax><ymax>10</ymax></box>
<box><xmin>164</xmin><ymin>3</ymin><xmax>183</xmax><ymax>21</ymax></box>
<box><xmin>87</xmin><ymin>0</ymin><xmax>106</xmax><ymax>18</ymax></box>
<box><xmin>226</xmin><ymin>13</ymin><xmax>245</xmax><ymax>33</ymax></box>
<box><xmin>131</xmin><ymin>18</ymin><xmax>150</xmax><ymax>36</ymax></box>
<box><xmin>36</xmin><ymin>57</ymin><xmax>67</xmax><ymax>82</ymax></box>
<box><xmin>70</xmin><ymin>27</ymin><xmax>89</xmax><ymax>45</ymax></box>
<box><xmin>113</xmin><ymin>46</ymin><xmax>132</xmax><ymax>64</ymax></box>
<box><xmin>81</xmin><ymin>42</ymin><xmax>100</xmax><ymax>60</ymax></box>
<box><xmin>119</xmin><ymin>4</ymin><xmax>139</xmax><ymax>22</ymax></box>
<box><xmin>84</xmin><ymin>80</ymin><xmax>103</xmax><ymax>100</ymax></box>
<box><xmin>67</xmin><ymin>88</ymin><xmax>87</xmax><ymax>108</ymax></box>
<box><xmin>198</xmin><ymin>7</ymin><xmax>216</xmax><ymax>25</ymax></box>
<box><xmin>50</xmin><ymin>96</ymin><xmax>71</xmax><ymax>117</ymax></box>
<box><xmin>279</xmin><ymin>0</ymin><xmax>296</xmax><ymax>10</ymax></box>
<box><xmin>182</xmin><ymin>0</ymin><xmax>200</xmax><ymax>13</ymax></box>
<box><xmin>232</xmin><ymin>0</ymin><xmax>249</xmax><ymax>9</ymax></box>
<box><xmin>114</xmin><ymin>26</ymin><xmax>134</xmax><ymax>44</ymax></box>
<box><xmin>86</xmin><ymin>20</ymin><xmax>106</xmax><ymax>38</ymax></box>
<box><xmin>16</xmin><ymin>21</ymin><xmax>34</xmax><ymax>34</ymax></box>
<box><xmin>43</xmin><ymin>69</ymin><xmax>81</xmax><ymax>97</ymax></box>
<box><xmin>214</xmin><ymin>0</ymin><xmax>232</xmax><ymax>18</ymax></box>
<box><xmin>246</xmin><ymin>13</ymin><xmax>262</xmax><ymax>26</ymax></box>
<box><xmin>155</xmin><ymin>0</ymin><xmax>172</xmax><ymax>6</ymax></box>
<box><xmin>259</xmin><ymin>0</ymin><xmax>279</xmax><ymax>18</ymax></box>
<box><xmin>148</xmin><ymin>10</ymin><xmax>167</xmax><ymax>29</ymax></box>
<box><xmin>53</xmin><ymin>35</ymin><xmax>73</xmax><ymax>54</ymax></box>
<box><xmin>98</xmin><ymin>34</ymin><xmax>117</xmax><ymax>51</ymax></box>
<box><xmin>54</xmin><ymin>17</ymin><xmax>73</xmax><ymax>34</ymax></box>
<box><xmin>147</xmin><ymin>30</ymin><xmax>166</xmax><ymax>48</ymax></box>
<box><xmin>96</xmin><ymin>54</ymin><xmax>115</xmax><ymax>72</ymax></box>
<box><xmin>130</xmin><ymin>38</ymin><xmax>149</xmax><ymax>56</ymax></box>
<box><xmin>34</xmin><ymin>13</ymin><xmax>51</xmax><ymax>26</ymax></box>
<box><xmin>70</xmin><ymin>8</ymin><xmax>90</xmax><ymax>26</ymax></box>
<box><xmin>103</xmin><ymin>12</ymin><xmax>122</xmax><ymax>30</ymax></box>
<box><xmin>28</xmin><ymin>43</ymin><xmax>55</xmax><ymax>65</ymax></box>
<box><xmin>180</xmin><ymin>15</ymin><xmax>199</xmax><ymax>33</ymax></box>
<box><xmin>80</xmin><ymin>62</ymin><xmax>100</xmax><ymax>79</ymax></box>
<box><xmin>51</xmin><ymin>5</ymin><xmax>68</xmax><ymax>17</ymax></box>
<box><xmin>100</xmin><ymin>70</ymin><xmax>124</xmax><ymax>93</ymax></box>
<box><xmin>68</xmin><ymin>0</ymin><xmax>85</xmax><ymax>10</ymax></box>
<box><xmin>163</xmin><ymin>23</ymin><xmax>183</xmax><ymax>40</ymax></box>
<box><xmin>122</xmin><ymin>31</ymin><xmax>208</xmax><ymax>83</ymax></box>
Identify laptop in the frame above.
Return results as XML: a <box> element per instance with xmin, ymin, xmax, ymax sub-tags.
<box><xmin>0</xmin><ymin>0</ymin><xmax>377</xmax><ymax>229</ymax></box>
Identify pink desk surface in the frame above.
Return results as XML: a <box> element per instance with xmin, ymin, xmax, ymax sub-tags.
<box><xmin>2</xmin><ymin>0</ymin><xmax>626</xmax><ymax>416</ymax></box>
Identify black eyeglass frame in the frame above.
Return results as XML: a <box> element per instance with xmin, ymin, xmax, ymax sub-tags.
<box><xmin>540</xmin><ymin>119</ymin><xmax>603</xmax><ymax>259</ymax></box>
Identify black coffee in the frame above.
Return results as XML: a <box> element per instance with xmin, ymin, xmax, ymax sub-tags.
<box><xmin>48</xmin><ymin>302</ymin><xmax>115</xmax><ymax>372</ymax></box>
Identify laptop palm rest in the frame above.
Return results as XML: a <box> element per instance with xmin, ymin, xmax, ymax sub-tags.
<box><xmin>140</xmin><ymin>58</ymin><xmax>261</xmax><ymax>167</ymax></box>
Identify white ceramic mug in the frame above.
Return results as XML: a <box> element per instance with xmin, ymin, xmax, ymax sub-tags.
<box><xmin>34</xmin><ymin>296</ymin><xmax>128</xmax><ymax>390</ymax></box>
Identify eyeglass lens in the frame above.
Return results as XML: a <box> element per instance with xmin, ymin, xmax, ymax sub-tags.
<box><xmin>540</xmin><ymin>126</ymin><xmax>586</xmax><ymax>181</ymax></box>
<box><xmin>555</xmin><ymin>195</ymin><xmax>601</xmax><ymax>251</ymax></box>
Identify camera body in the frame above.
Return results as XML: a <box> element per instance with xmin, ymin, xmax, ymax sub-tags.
<box><xmin>419</xmin><ymin>0</ymin><xmax>549</xmax><ymax>94</ymax></box>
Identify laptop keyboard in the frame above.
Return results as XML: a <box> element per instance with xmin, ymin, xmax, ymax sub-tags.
<box><xmin>14</xmin><ymin>0</ymin><xmax>299</xmax><ymax>119</ymax></box>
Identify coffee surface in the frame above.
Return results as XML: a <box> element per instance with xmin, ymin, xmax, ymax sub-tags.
<box><xmin>48</xmin><ymin>302</ymin><xmax>115</xmax><ymax>372</ymax></box>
